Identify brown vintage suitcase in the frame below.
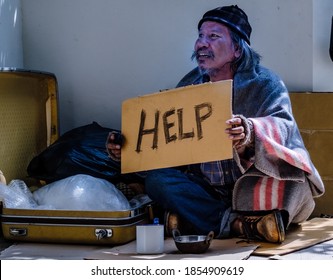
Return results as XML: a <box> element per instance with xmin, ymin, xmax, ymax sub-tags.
<box><xmin>0</xmin><ymin>68</ymin><xmax>150</xmax><ymax>245</ymax></box>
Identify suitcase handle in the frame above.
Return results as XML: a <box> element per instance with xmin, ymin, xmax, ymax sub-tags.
<box><xmin>95</xmin><ymin>229</ymin><xmax>113</xmax><ymax>240</ymax></box>
<box><xmin>9</xmin><ymin>228</ymin><xmax>27</xmax><ymax>236</ymax></box>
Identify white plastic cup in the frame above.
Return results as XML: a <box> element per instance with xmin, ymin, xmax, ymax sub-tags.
<box><xmin>136</xmin><ymin>224</ymin><xmax>164</xmax><ymax>254</ymax></box>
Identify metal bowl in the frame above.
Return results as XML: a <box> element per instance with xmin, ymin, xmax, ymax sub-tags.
<box><xmin>172</xmin><ymin>229</ymin><xmax>214</xmax><ymax>254</ymax></box>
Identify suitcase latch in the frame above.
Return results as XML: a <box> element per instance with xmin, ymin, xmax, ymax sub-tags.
<box><xmin>9</xmin><ymin>228</ymin><xmax>27</xmax><ymax>236</ymax></box>
<box><xmin>95</xmin><ymin>229</ymin><xmax>113</xmax><ymax>240</ymax></box>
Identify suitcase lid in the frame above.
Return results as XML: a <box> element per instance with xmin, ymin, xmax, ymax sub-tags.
<box><xmin>0</xmin><ymin>68</ymin><xmax>59</xmax><ymax>184</ymax></box>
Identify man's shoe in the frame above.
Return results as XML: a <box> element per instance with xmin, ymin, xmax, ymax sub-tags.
<box><xmin>164</xmin><ymin>211</ymin><xmax>197</xmax><ymax>236</ymax></box>
<box><xmin>164</xmin><ymin>211</ymin><xmax>179</xmax><ymax>237</ymax></box>
<box><xmin>237</xmin><ymin>210</ymin><xmax>285</xmax><ymax>243</ymax></box>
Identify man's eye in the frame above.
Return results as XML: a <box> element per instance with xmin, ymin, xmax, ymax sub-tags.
<box><xmin>210</xmin><ymin>34</ymin><xmax>220</xmax><ymax>39</ymax></box>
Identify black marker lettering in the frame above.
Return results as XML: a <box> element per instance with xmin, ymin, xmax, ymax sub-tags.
<box><xmin>177</xmin><ymin>108</ymin><xmax>195</xmax><ymax>140</ymax></box>
<box><xmin>195</xmin><ymin>103</ymin><xmax>213</xmax><ymax>140</ymax></box>
<box><xmin>136</xmin><ymin>109</ymin><xmax>159</xmax><ymax>152</ymax></box>
<box><xmin>163</xmin><ymin>108</ymin><xmax>177</xmax><ymax>143</ymax></box>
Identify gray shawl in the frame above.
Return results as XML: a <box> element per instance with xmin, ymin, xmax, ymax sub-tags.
<box><xmin>177</xmin><ymin>65</ymin><xmax>324</xmax><ymax>222</ymax></box>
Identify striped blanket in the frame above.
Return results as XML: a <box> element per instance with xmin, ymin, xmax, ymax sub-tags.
<box><xmin>231</xmin><ymin>66</ymin><xmax>324</xmax><ymax>224</ymax></box>
<box><xmin>177</xmin><ymin>65</ymin><xmax>324</xmax><ymax>224</ymax></box>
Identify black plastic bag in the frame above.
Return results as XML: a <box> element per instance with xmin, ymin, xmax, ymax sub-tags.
<box><xmin>27</xmin><ymin>122</ymin><xmax>139</xmax><ymax>184</ymax></box>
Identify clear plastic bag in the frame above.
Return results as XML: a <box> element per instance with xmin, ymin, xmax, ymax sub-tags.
<box><xmin>32</xmin><ymin>174</ymin><xmax>130</xmax><ymax>210</ymax></box>
<box><xmin>0</xmin><ymin>180</ymin><xmax>37</xmax><ymax>209</ymax></box>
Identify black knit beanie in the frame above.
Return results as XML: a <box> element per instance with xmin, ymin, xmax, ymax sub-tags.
<box><xmin>198</xmin><ymin>5</ymin><xmax>252</xmax><ymax>45</ymax></box>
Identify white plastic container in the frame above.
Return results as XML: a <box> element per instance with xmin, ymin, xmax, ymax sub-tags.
<box><xmin>136</xmin><ymin>219</ymin><xmax>164</xmax><ymax>254</ymax></box>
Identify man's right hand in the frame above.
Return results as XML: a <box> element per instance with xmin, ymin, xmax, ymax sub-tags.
<box><xmin>106</xmin><ymin>132</ymin><xmax>122</xmax><ymax>161</ymax></box>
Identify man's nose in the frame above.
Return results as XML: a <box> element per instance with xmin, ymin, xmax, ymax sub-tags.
<box><xmin>195</xmin><ymin>37</ymin><xmax>209</xmax><ymax>48</ymax></box>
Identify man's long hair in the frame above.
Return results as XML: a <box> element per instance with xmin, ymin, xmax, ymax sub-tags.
<box><xmin>229</xmin><ymin>31</ymin><xmax>261</xmax><ymax>73</ymax></box>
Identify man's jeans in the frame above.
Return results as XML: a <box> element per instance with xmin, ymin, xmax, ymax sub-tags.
<box><xmin>145</xmin><ymin>168</ymin><xmax>236</xmax><ymax>238</ymax></box>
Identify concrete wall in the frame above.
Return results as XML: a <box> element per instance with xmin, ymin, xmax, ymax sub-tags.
<box><xmin>20</xmin><ymin>0</ymin><xmax>333</xmax><ymax>133</ymax></box>
<box><xmin>0</xmin><ymin>0</ymin><xmax>23</xmax><ymax>68</ymax></box>
<box><xmin>313</xmin><ymin>1</ymin><xmax>333</xmax><ymax>91</ymax></box>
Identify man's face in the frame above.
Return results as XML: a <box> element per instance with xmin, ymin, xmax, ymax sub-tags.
<box><xmin>194</xmin><ymin>21</ymin><xmax>240</xmax><ymax>80</ymax></box>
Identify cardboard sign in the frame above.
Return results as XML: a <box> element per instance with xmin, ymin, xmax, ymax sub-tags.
<box><xmin>121</xmin><ymin>80</ymin><xmax>233</xmax><ymax>173</ymax></box>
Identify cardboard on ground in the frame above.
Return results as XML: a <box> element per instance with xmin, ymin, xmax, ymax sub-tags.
<box><xmin>121</xmin><ymin>80</ymin><xmax>233</xmax><ymax>173</ymax></box>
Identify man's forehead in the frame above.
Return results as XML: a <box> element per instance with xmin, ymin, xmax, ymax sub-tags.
<box><xmin>199</xmin><ymin>21</ymin><xmax>229</xmax><ymax>32</ymax></box>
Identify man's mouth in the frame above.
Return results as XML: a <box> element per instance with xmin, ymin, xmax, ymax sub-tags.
<box><xmin>191</xmin><ymin>50</ymin><xmax>214</xmax><ymax>61</ymax></box>
<box><xmin>197</xmin><ymin>51</ymin><xmax>214</xmax><ymax>61</ymax></box>
<box><xmin>197</xmin><ymin>52</ymin><xmax>212</xmax><ymax>58</ymax></box>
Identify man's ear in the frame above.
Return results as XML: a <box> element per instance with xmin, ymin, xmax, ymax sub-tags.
<box><xmin>234</xmin><ymin>44</ymin><xmax>241</xmax><ymax>58</ymax></box>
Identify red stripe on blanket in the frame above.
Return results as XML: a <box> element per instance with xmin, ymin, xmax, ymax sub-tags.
<box><xmin>277</xmin><ymin>180</ymin><xmax>285</xmax><ymax>209</ymax></box>
<box><xmin>253</xmin><ymin>178</ymin><xmax>285</xmax><ymax>210</ymax></box>
<box><xmin>253</xmin><ymin>178</ymin><xmax>263</xmax><ymax>210</ymax></box>
<box><xmin>253</xmin><ymin>118</ymin><xmax>312</xmax><ymax>174</ymax></box>
<box><xmin>265</xmin><ymin>178</ymin><xmax>273</xmax><ymax>209</ymax></box>
<box><xmin>257</xmin><ymin>119</ymin><xmax>282</xmax><ymax>155</ymax></box>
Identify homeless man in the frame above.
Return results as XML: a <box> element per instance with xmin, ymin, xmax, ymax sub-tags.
<box><xmin>107</xmin><ymin>5</ymin><xmax>324</xmax><ymax>243</ymax></box>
